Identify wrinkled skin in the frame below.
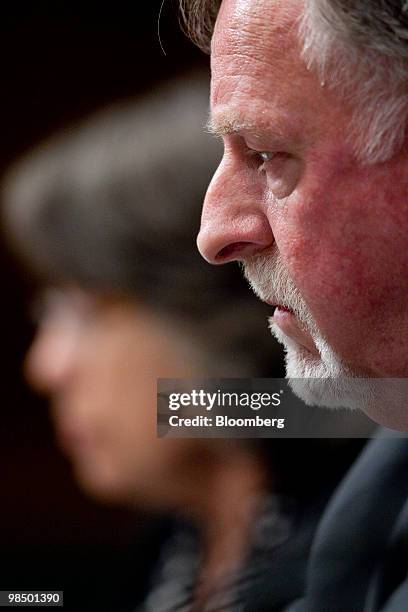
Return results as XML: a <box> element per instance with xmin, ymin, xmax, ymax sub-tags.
<box><xmin>198</xmin><ymin>0</ymin><xmax>408</xmax><ymax>392</ymax></box>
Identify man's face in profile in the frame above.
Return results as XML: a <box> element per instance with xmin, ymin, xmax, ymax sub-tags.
<box><xmin>197</xmin><ymin>0</ymin><xmax>408</xmax><ymax>427</ymax></box>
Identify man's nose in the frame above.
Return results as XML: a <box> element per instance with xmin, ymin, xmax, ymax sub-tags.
<box><xmin>197</xmin><ymin>159</ymin><xmax>274</xmax><ymax>264</ymax></box>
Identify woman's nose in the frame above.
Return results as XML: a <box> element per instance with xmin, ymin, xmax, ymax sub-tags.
<box><xmin>25</xmin><ymin>325</ymin><xmax>77</xmax><ymax>394</ymax></box>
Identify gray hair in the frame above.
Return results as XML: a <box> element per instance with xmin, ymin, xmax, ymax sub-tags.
<box><xmin>179</xmin><ymin>0</ymin><xmax>221</xmax><ymax>53</ymax></box>
<box><xmin>2</xmin><ymin>75</ymin><xmax>276</xmax><ymax>377</ymax></box>
<box><xmin>301</xmin><ymin>0</ymin><xmax>408</xmax><ymax>163</ymax></box>
<box><xmin>179</xmin><ymin>0</ymin><xmax>408</xmax><ymax>164</ymax></box>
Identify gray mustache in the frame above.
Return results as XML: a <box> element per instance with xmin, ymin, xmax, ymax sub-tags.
<box><xmin>241</xmin><ymin>249</ymin><xmax>315</xmax><ymax>332</ymax></box>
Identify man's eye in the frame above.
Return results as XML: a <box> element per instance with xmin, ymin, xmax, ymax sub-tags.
<box><xmin>246</xmin><ymin>148</ymin><xmax>301</xmax><ymax>199</ymax></box>
<box><xmin>259</xmin><ymin>151</ymin><xmax>275</xmax><ymax>163</ymax></box>
<box><xmin>257</xmin><ymin>151</ymin><xmax>278</xmax><ymax>173</ymax></box>
<box><xmin>246</xmin><ymin>148</ymin><xmax>276</xmax><ymax>172</ymax></box>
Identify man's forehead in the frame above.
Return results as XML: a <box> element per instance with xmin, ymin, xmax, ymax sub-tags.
<box><xmin>209</xmin><ymin>0</ymin><xmax>326</xmax><ymax>145</ymax></box>
<box><xmin>212</xmin><ymin>0</ymin><xmax>302</xmax><ymax>59</ymax></box>
<box><xmin>210</xmin><ymin>0</ymin><xmax>307</xmax><ymax>106</ymax></box>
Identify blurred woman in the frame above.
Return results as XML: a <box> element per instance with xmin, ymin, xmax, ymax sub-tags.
<box><xmin>2</xmin><ymin>77</ymin><xmax>362</xmax><ymax>612</ymax></box>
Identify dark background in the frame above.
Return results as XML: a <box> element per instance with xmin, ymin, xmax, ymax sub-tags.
<box><xmin>0</xmin><ymin>2</ymin><xmax>206</xmax><ymax>610</ymax></box>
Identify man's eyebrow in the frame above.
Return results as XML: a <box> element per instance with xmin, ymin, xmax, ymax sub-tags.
<box><xmin>206</xmin><ymin>113</ymin><xmax>257</xmax><ymax>137</ymax></box>
<box><xmin>206</xmin><ymin>111</ymin><xmax>289</xmax><ymax>145</ymax></box>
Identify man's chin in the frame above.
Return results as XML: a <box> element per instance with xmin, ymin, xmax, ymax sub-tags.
<box><xmin>285</xmin><ymin>350</ymin><xmax>362</xmax><ymax>410</ymax></box>
<box><xmin>270</xmin><ymin>321</ymin><xmax>365</xmax><ymax>410</ymax></box>
<box><xmin>271</xmin><ymin>322</ymin><xmax>408</xmax><ymax>432</ymax></box>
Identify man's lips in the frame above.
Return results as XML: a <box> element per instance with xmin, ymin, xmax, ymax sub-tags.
<box><xmin>270</xmin><ymin>305</ymin><xmax>318</xmax><ymax>355</ymax></box>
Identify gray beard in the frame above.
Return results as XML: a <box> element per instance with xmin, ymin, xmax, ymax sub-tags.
<box><xmin>242</xmin><ymin>248</ymin><xmax>372</xmax><ymax>411</ymax></box>
<box><xmin>242</xmin><ymin>249</ymin><xmax>408</xmax><ymax>430</ymax></box>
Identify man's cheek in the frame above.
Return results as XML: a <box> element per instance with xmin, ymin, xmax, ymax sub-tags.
<box><xmin>274</xmin><ymin>217</ymin><xmax>380</xmax><ymax>358</ymax></box>
<box><xmin>287</xmin><ymin>240</ymin><xmax>408</xmax><ymax>372</ymax></box>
